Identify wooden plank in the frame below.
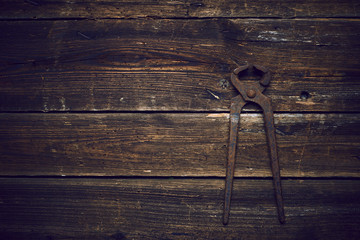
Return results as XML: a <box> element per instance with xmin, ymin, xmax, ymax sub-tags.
<box><xmin>0</xmin><ymin>0</ymin><xmax>359</xmax><ymax>19</ymax></box>
<box><xmin>1</xmin><ymin>19</ymin><xmax>359</xmax><ymax>112</ymax></box>
<box><xmin>189</xmin><ymin>0</ymin><xmax>360</xmax><ymax>18</ymax></box>
<box><xmin>0</xmin><ymin>178</ymin><xmax>359</xmax><ymax>239</ymax></box>
<box><xmin>1</xmin><ymin>113</ymin><xmax>359</xmax><ymax>177</ymax></box>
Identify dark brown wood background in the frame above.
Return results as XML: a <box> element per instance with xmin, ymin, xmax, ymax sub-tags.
<box><xmin>0</xmin><ymin>1</ymin><xmax>360</xmax><ymax>239</ymax></box>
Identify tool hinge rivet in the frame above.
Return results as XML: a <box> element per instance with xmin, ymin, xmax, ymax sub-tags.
<box><xmin>246</xmin><ymin>89</ymin><xmax>256</xmax><ymax>98</ymax></box>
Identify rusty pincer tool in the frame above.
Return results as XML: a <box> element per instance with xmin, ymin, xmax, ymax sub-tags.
<box><xmin>223</xmin><ymin>64</ymin><xmax>285</xmax><ymax>225</ymax></box>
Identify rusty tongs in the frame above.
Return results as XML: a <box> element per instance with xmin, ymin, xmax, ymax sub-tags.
<box><xmin>223</xmin><ymin>64</ymin><xmax>285</xmax><ymax>225</ymax></box>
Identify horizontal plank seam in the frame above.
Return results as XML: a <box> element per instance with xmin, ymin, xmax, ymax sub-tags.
<box><xmin>1</xmin><ymin>110</ymin><xmax>360</xmax><ymax>114</ymax></box>
<box><xmin>0</xmin><ymin>176</ymin><xmax>359</xmax><ymax>180</ymax></box>
<box><xmin>0</xmin><ymin>16</ymin><xmax>359</xmax><ymax>22</ymax></box>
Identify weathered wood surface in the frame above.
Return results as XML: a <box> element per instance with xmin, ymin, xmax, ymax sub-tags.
<box><xmin>0</xmin><ymin>178</ymin><xmax>359</xmax><ymax>240</ymax></box>
<box><xmin>1</xmin><ymin>1</ymin><xmax>359</xmax><ymax>239</ymax></box>
<box><xmin>1</xmin><ymin>19</ymin><xmax>359</xmax><ymax>112</ymax></box>
<box><xmin>1</xmin><ymin>0</ymin><xmax>359</xmax><ymax>19</ymax></box>
<box><xmin>1</xmin><ymin>113</ymin><xmax>359</xmax><ymax>177</ymax></box>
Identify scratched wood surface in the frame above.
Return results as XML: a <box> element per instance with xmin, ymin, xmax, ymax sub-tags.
<box><xmin>1</xmin><ymin>0</ymin><xmax>360</xmax><ymax>239</ymax></box>
<box><xmin>1</xmin><ymin>113</ymin><xmax>359</xmax><ymax>177</ymax></box>
<box><xmin>1</xmin><ymin>19</ymin><xmax>360</xmax><ymax>112</ymax></box>
<box><xmin>0</xmin><ymin>178</ymin><xmax>359</xmax><ymax>240</ymax></box>
<box><xmin>1</xmin><ymin>0</ymin><xmax>359</xmax><ymax>19</ymax></box>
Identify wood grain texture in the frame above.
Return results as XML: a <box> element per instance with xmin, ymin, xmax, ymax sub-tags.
<box><xmin>189</xmin><ymin>0</ymin><xmax>360</xmax><ymax>18</ymax></box>
<box><xmin>0</xmin><ymin>0</ymin><xmax>359</xmax><ymax>19</ymax></box>
<box><xmin>1</xmin><ymin>1</ymin><xmax>359</xmax><ymax>239</ymax></box>
<box><xmin>1</xmin><ymin>113</ymin><xmax>359</xmax><ymax>177</ymax></box>
<box><xmin>1</xmin><ymin>19</ymin><xmax>359</xmax><ymax>112</ymax></box>
<box><xmin>0</xmin><ymin>178</ymin><xmax>359</xmax><ymax>240</ymax></box>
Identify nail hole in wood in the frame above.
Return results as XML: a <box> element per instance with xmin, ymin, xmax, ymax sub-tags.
<box><xmin>300</xmin><ymin>91</ymin><xmax>310</xmax><ymax>100</ymax></box>
<box><xmin>219</xmin><ymin>79</ymin><xmax>229</xmax><ymax>89</ymax></box>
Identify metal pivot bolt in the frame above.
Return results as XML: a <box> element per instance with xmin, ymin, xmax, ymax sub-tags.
<box><xmin>246</xmin><ymin>89</ymin><xmax>256</xmax><ymax>98</ymax></box>
<box><xmin>223</xmin><ymin>63</ymin><xmax>285</xmax><ymax>225</ymax></box>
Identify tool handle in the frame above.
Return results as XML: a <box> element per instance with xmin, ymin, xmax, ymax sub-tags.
<box><xmin>223</xmin><ymin>95</ymin><xmax>244</xmax><ymax>225</ymax></box>
<box><xmin>260</xmin><ymin>96</ymin><xmax>286</xmax><ymax>224</ymax></box>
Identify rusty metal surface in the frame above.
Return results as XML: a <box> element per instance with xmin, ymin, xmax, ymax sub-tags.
<box><xmin>224</xmin><ymin>64</ymin><xmax>285</xmax><ymax>225</ymax></box>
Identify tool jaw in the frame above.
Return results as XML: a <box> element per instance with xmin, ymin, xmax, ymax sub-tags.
<box><xmin>230</xmin><ymin>63</ymin><xmax>271</xmax><ymax>104</ymax></box>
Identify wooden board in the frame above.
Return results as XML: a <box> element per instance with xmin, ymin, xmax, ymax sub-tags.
<box><xmin>1</xmin><ymin>19</ymin><xmax>359</xmax><ymax>112</ymax></box>
<box><xmin>0</xmin><ymin>178</ymin><xmax>359</xmax><ymax>240</ymax></box>
<box><xmin>1</xmin><ymin>113</ymin><xmax>359</xmax><ymax>177</ymax></box>
<box><xmin>1</xmin><ymin>1</ymin><xmax>359</xmax><ymax>239</ymax></box>
<box><xmin>1</xmin><ymin>0</ymin><xmax>359</xmax><ymax>19</ymax></box>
